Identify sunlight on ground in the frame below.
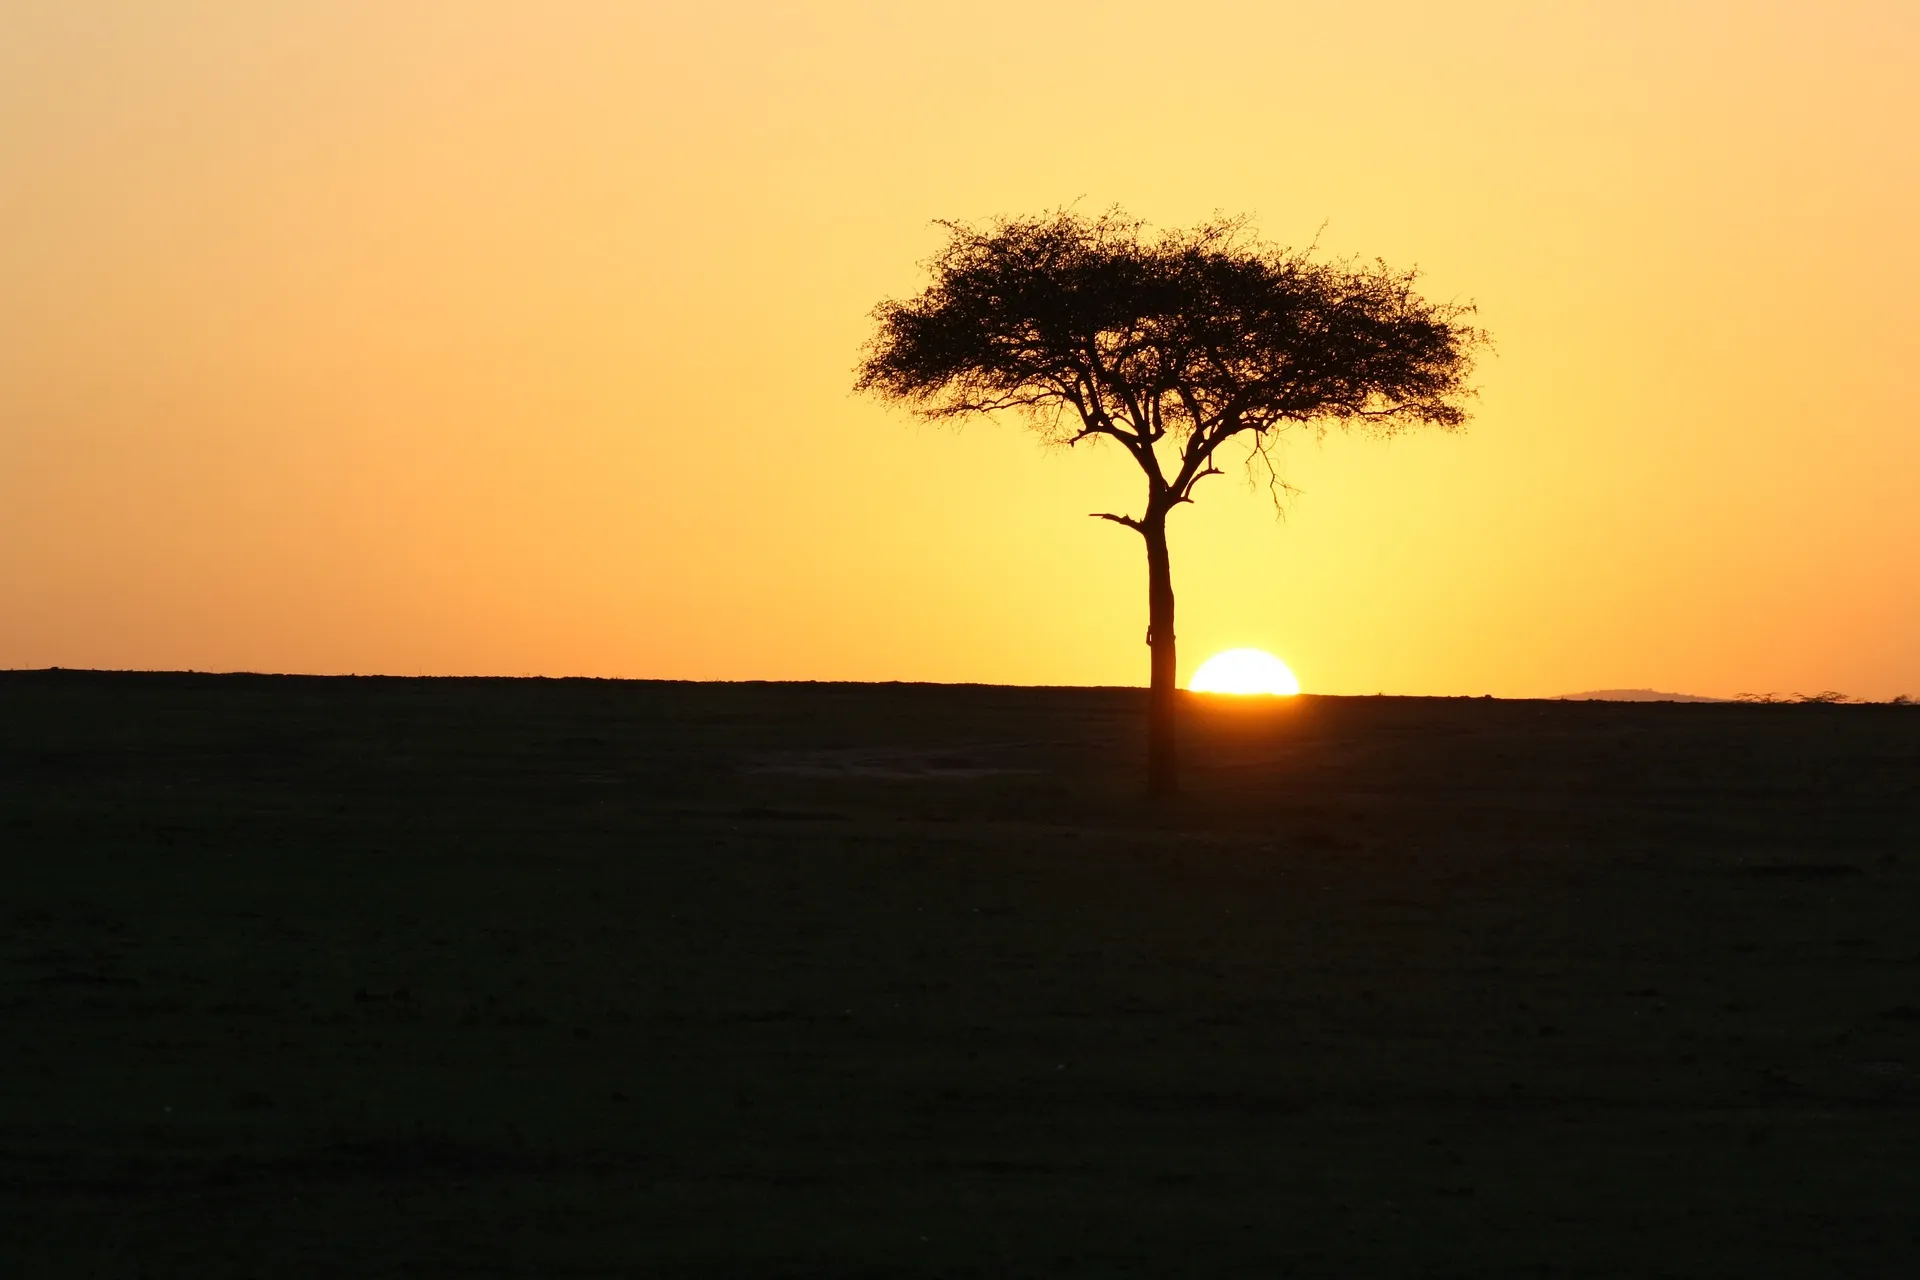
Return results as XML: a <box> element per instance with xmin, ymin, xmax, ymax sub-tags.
<box><xmin>1189</xmin><ymin>648</ymin><xmax>1301</xmax><ymax>696</ymax></box>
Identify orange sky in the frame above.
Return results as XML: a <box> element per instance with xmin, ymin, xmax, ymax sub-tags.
<box><xmin>3</xmin><ymin>1</ymin><xmax>1916</xmax><ymax>697</ymax></box>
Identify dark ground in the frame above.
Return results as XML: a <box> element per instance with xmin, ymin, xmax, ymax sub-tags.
<box><xmin>2</xmin><ymin>670</ymin><xmax>1917</xmax><ymax>1277</ymax></box>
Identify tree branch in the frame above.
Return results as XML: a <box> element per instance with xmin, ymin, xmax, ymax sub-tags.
<box><xmin>1174</xmin><ymin>463</ymin><xmax>1224</xmax><ymax>505</ymax></box>
<box><xmin>1089</xmin><ymin>511</ymin><xmax>1143</xmax><ymax>532</ymax></box>
<box><xmin>1169</xmin><ymin>405</ymin><xmax>1243</xmax><ymax>502</ymax></box>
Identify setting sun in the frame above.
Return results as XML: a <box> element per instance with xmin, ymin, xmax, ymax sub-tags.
<box><xmin>1189</xmin><ymin>649</ymin><xmax>1301</xmax><ymax>696</ymax></box>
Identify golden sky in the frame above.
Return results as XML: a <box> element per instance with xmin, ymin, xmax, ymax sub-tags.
<box><xmin>4</xmin><ymin>1</ymin><xmax>1916</xmax><ymax>696</ymax></box>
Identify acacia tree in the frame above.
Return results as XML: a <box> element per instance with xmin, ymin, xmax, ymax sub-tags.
<box><xmin>857</xmin><ymin>210</ymin><xmax>1482</xmax><ymax>796</ymax></box>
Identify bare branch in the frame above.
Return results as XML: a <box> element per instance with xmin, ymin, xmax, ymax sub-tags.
<box><xmin>1089</xmin><ymin>511</ymin><xmax>1143</xmax><ymax>531</ymax></box>
<box><xmin>1245</xmin><ymin>430</ymin><xmax>1302</xmax><ymax>517</ymax></box>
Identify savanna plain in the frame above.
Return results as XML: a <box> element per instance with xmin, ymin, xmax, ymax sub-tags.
<box><xmin>3</xmin><ymin>671</ymin><xmax>1918</xmax><ymax>1277</ymax></box>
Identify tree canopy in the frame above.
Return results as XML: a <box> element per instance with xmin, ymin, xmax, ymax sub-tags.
<box><xmin>856</xmin><ymin>209</ymin><xmax>1483</xmax><ymax>525</ymax></box>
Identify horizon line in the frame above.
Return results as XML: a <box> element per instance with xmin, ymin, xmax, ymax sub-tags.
<box><xmin>7</xmin><ymin>666</ymin><xmax>1903</xmax><ymax>705</ymax></box>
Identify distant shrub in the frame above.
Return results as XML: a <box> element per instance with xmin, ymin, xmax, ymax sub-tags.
<box><xmin>1736</xmin><ymin>691</ymin><xmax>1864</xmax><ymax>705</ymax></box>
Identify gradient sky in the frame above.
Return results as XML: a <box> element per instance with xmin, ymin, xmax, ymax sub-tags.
<box><xmin>4</xmin><ymin>1</ymin><xmax>1916</xmax><ymax>696</ymax></box>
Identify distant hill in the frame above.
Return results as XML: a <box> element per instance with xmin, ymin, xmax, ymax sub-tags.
<box><xmin>1557</xmin><ymin>688</ymin><xmax>1725</xmax><ymax>703</ymax></box>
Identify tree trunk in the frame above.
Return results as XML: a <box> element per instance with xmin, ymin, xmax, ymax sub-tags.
<box><xmin>1143</xmin><ymin>515</ymin><xmax>1178</xmax><ymax>796</ymax></box>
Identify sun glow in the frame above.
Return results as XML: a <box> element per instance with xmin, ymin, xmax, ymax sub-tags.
<box><xmin>1190</xmin><ymin>649</ymin><xmax>1301</xmax><ymax>696</ymax></box>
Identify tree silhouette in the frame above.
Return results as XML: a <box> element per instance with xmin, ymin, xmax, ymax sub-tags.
<box><xmin>857</xmin><ymin>210</ymin><xmax>1483</xmax><ymax>795</ymax></box>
